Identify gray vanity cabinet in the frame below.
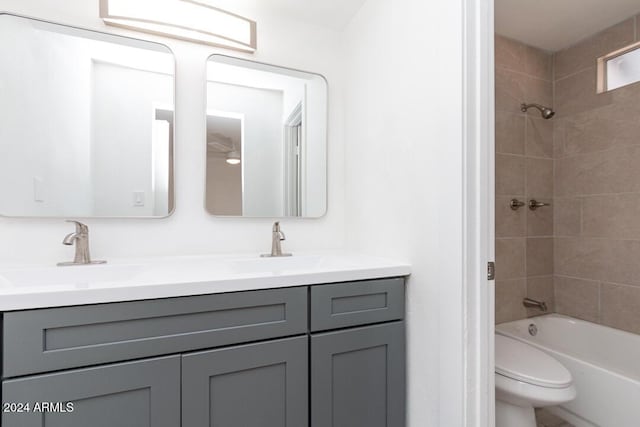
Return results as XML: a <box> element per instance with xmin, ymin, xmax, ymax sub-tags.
<box><xmin>311</xmin><ymin>321</ymin><xmax>406</xmax><ymax>427</ymax></box>
<box><xmin>2</xmin><ymin>355</ymin><xmax>181</xmax><ymax>427</ymax></box>
<box><xmin>182</xmin><ymin>336</ymin><xmax>308</xmax><ymax>427</ymax></box>
<box><xmin>1</xmin><ymin>278</ymin><xmax>406</xmax><ymax>427</ymax></box>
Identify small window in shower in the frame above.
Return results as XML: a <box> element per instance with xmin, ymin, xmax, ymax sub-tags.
<box><xmin>598</xmin><ymin>41</ymin><xmax>640</xmax><ymax>93</ymax></box>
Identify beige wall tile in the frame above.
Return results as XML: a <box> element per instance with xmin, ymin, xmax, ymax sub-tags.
<box><xmin>496</xmin><ymin>111</ymin><xmax>525</xmax><ymax>155</ymax></box>
<box><xmin>496</xmin><ymin>279</ymin><xmax>527</xmax><ymax>324</ymax></box>
<box><xmin>527</xmin><ymin>237</ymin><xmax>553</xmax><ymax>276</ymax></box>
<box><xmin>555</xmin><ymin>67</ymin><xmax>613</xmax><ymax>117</ymax></box>
<box><xmin>611</xmin><ymin>75</ymin><xmax>640</xmax><ymax>106</ymax></box>
<box><xmin>496</xmin><ymin>238</ymin><xmax>526</xmax><ymax>280</ymax></box>
<box><xmin>495</xmin><ymin>35</ymin><xmax>525</xmax><ymax>72</ymax></box>
<box><xmin>526</xmin><ymin>276</ymin><xmax>555</xmax><ymax>316</ymax></box>
<box><xmin>496</xmin><ymin>68</ymin><xmax>526</xmax><ymax>113</ymax></box>
<box><xmin>524</xmin><ymin>75</ymin><xmax>553</xmax><ymax>112</ymax></box>
<box><xmin>524</xmin><ymin>45</ymin><xmax>552</xmax><ymax>81</ymax></box>
<box><xmin>554</xmin><ymin>102</ymin><xmax>640</xmax><ymax>158</ymax></box>
<box><xmin>525</xmin><ymin>117</ymin><xmax>553</xmax><ymax>158</ymax></box>
<box><xmin>553</xmin><ymin>108</ymin><xmax>609</xmax><ymax>158</ymax></box>
<box><xmin>496</xmin><ymin>196</ymin><xmax>526</xmax><ymax>238</ymax></box>
<box><xmin>554</xmin><ymin>276</ymin><xmax>599</xmax><ymax>322</ymax></box>
<box><xmin>583</xmin><ymin>194</ymin><xmax>640</xmax><ymax>239</ymax></box>
<box><xmin>600</xmin><ymin>282</ymin><xmax>640</xmax><ymax>334</ymax></box>
<box><xmin>553</xmin><ymin>117</ymin><xmax>567</xmax><ymax>158</ymax></box>
<box><xmin>555</xmin><ymin>237</ymin><xmax>640</xmax><ymax>286</ymax></box>
<box><xmin>495</xmin><ymin>35</ymin><xmax>552</xmax><ymax>81</ymax></box>
<box><xmin>526</xmin><ymin>158</ymin><xmax>553</xmax><ymax>198</ymax></box>
<box><xmin>554</xmin><ymin>237</ymin><xmax>604</xmax><ymax>281</ymax></box>
<box><xmin>554</xmin><ymin>197</ymin><xmax>582</xmax><ymax>236</ymax></box>
<box><xmin>555</xmin><ymin>146</ymin><xmax>640</xmax><ymax>196</ymax></box>
<box><xmin>527</xmin><ymin>204</ymin><xmax>553</xmax><ymax>236</ymax></box>
<box><xmin>496</xmin><ymin>154</ymin><xmax>525</xmax><ymax>196</ymax></box>
<box><xmin>554</xmin><ymin>18</ymin><xmax>635</xmax><ymax>80</ymax></box>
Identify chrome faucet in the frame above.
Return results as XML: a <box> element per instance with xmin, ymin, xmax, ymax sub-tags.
<box><xmin>261</xmin><ymin>222</ymin><xmax>292</xmax><ymax>258</ymax></box>
<box><xmin>523</xmin><ymin>297</ymin><xmax>547</xmax><ymax>312</ymax></box>
<box><xmin>58</xmin><ymin>220</ymin><xmax>106</xmax><ymax>266</ymax></box>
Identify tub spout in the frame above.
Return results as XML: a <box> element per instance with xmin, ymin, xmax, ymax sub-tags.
<box><xmin>523</xmin><ymin>297</ymin><xmax>547</xmax><ymax>312</ymax></box>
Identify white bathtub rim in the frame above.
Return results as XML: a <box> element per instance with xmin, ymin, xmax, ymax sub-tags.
<box><xmin>496</xmin><ymin>314</ymin><xmax>640</xmax><ymax>386</ymax></box>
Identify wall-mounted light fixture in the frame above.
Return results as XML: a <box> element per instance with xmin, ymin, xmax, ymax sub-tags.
<box><xmin>100</xmin><ymin>0</ymin><xmax>256</xmax><ymax>53</ymax></box>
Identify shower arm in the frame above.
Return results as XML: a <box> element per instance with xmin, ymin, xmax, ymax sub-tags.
<box><xmin>520</xmin><ymin>102</ymin><xmax>555</xmax><ymax>119</ymax></box>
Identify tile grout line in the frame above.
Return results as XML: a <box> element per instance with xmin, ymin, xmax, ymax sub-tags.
<box><xmin>555</xmin><ymin>274</ymin><xmax>640</xmax><ymax>291</ymax></box>
<box><xmin>555</xmin><ymin>191</ymin><xmax>640</xmax><ymax>198</ymax></box>
<box><xmin>551</xmin><ymin>50</ymin><xmax>557</xmax><ymax>316</ymax></box>
<box><xmin>495</xmin><ymin>65</ymin><xmax>554</xmax><ymax>83</ymax></box>
<box><xmin>555</xmin><ymin>143</ymin><xmax>640</xmax><ymax>161</ymax></box>
<box><xmin>497</xmin><ymin>152</ymin><xmax>554</xmax><ymax>161</ymax></box>
<box><xmin>524</xmin><ymin>110</ymin><xmax>529</xmax><ymax>304</ymax></box>
<box><xmin>597</xmin><ymin>281</ymin><xmax>602</xmax><ymax>324</ymax></box>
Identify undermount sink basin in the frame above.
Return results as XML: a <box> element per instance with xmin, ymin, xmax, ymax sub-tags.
<box><xmin>0</xmin><ymin>264</ymin><xmax>144</xmax><ymax>287</ymax></box>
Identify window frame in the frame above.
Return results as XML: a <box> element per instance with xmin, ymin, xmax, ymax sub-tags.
<box><xmin>597</xmin><ymin>40</ymin><xmax>640</xmax><ymax>93</ymax></box>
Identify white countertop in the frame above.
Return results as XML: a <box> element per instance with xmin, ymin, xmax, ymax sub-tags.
<box><xmin>0</xmin><ymin>252</ymin><xmax>411</xmax><ymax>311</ymax></box>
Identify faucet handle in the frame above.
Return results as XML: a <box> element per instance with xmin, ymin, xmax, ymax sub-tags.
<box><xmin>66</xmin><ymin>220</ymin><xmax>88</xmax><ymax>233</ymax></box>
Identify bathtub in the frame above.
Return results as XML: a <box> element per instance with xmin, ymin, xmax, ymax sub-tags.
<box><xmin>496</xmin><ymin>314</ymin><xmax>640</xmax><ymax>427</ymax></box>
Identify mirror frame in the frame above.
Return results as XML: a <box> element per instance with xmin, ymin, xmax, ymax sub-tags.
<box><xmin>204</xmin><ymin>54</ymin><xmax>329</xmax><ymax>219</ymax></box>
<box><xmin>0</xmin><ymin>12</ymin><xmax>177</xmax><ymax>219</ymax></box>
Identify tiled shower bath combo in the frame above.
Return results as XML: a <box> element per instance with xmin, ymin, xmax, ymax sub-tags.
<box><xmin>496</xmin><ymin>12</ymin><xmax>640</xmax><ymax>427</ymax></box>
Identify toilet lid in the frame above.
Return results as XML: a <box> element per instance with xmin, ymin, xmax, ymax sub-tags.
<box><xmin>495</xmin><ymin>334</ymin><xmax>572</xmax><ymax>388</ymax></box>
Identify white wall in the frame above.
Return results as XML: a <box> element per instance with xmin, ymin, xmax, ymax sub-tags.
<box><xmin>206</xmin><ymin>82</ymin><xmax>284</xmax><ymax>216</ymax></box>
<box><xmin>343</xmin><ymin>0</ymin><xmax>466</xmax><ymax>426</ymax></box>
<box><xmin>0</xmin><ymin>0</ymin><xmax>345</xmax><ymax>264</ymax></box>
<box><xmin>303</xmin><ymin>77</ymin><xmax>328</xmax><ymax>217</ymax></box>
<box><xmin>91</xmin><ymin>61</ymin><xmax>173</xmax><ymax>217</ymax></box>
<box><xmin>0</xmin><ymin>16</ymin><xmax>93</xmax><ymax>216</ymax></box>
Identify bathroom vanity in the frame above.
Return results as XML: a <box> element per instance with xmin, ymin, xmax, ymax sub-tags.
<box><xmin>0</xmin><ymin>255</ymin><xmax>410</xmax><ymax>427</ymax></box>
<box><xmin>0</xmin><ymin>12</ymin><xmax>408</xmax><ymax>427</ymax></box>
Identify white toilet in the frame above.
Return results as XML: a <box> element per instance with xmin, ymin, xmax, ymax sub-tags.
<box><xmin>495</xmin><ymin>334</ymin><xmax>576</xmax><ymax>427</ymax></box>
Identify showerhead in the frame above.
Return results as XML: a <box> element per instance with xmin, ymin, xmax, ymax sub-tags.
<box><xmin>521</xmin><ymin>103</ymin><xmax>555</xmax><ymax>119</ymax></box>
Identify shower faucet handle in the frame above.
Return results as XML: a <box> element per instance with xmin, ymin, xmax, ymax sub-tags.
<box><xmin>510</xmin><ymin>199</ymin><xmax>526</xmax><ymax>210</ymax></box>
<box><xmin>528</xmin><ymin>199</ymin><xmax>550</xmax><ymax>211</ymax></box>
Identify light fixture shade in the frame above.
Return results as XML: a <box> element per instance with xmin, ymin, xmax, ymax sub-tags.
<box><xmin>226</xmin><ymin>150</ymin><xmax>241</xmax><ymax>165</ymax></box>
<box><xmin>100</xmin><ymin>0</ymin><xmax>256</xmax><ymax>53</ymax></box>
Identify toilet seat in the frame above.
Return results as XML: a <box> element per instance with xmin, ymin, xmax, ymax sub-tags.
<box><xmin>495</xmin><ymin>335</ymin><xmax>572</xmax><ymax>389</ymax></box>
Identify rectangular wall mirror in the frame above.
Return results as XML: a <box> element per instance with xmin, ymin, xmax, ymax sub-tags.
<box><xmin>0</xmin><ymin>13</ymin><xmax>175</xmax><ymax>218</ymax></box>
<box><xmin>205</xmin><ymin>55</ymin><xmax>327</xmax><ymax>218</ymax></box>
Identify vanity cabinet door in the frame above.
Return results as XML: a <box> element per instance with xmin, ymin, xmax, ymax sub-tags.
<box><xmin>182</xmin><ymin>336</ymin><xmax>308</xmax><ymax>427</ymax></box>
<box><xmin>311</xmin><ymin>321</ymin><xmax>405</xmax><ymax>427</ymax></box>
<box><xmin>1</xmin><ymin>355</ymin><xmax>180</xmax><ymax>427</ymax></box>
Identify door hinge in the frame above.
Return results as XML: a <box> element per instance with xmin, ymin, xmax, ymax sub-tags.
<box><xmin>487</xmin><ymin>262</ymin><xmax>495</xmax><ymax>280</ymax></box>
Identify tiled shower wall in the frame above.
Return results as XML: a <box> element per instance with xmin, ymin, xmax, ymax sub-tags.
<box><xmin>495</xmin><ymin>14</ymin><xmax>640</xmax><ymax>334</ymax></box>
<box><xmin>553</xmin><ymin>15</ymin><xmax>640</xmax><ymax>334</ymax></box>
<box><xmin>495</xmin><ymin>35</ymin><xmax>555</xmax><ymax>323</ymax></box>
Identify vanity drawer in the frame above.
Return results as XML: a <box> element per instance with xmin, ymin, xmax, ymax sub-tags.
<box><xmin>310</xmin><ymin>278</ymin><xmax>404</xmax><ymax>332</ymax></box>
<box><xmin>2</xmin><ymin>287</ymin><xmax>307</xmax><ymax>378</ymax></box>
